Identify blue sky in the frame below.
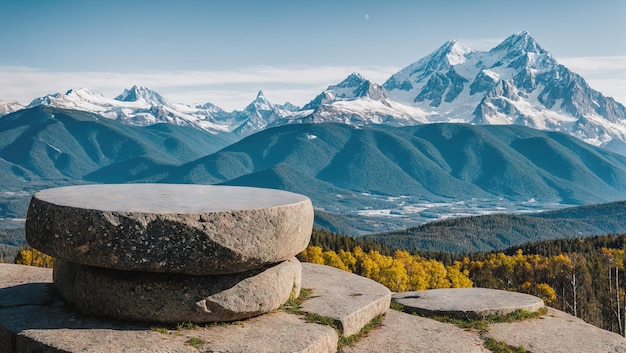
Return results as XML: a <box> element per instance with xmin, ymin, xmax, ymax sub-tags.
<box><xmin>1</xmin><ymin>0</ymin><xmax>624</xmax><ymax>110</ymax></box>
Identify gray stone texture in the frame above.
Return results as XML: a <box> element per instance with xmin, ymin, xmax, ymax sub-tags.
<box><xmin>54</xmin><ymin>257</ymin><xmax>302</xmax><ymax>323</ymax></box>
<box><xmin>178</xmin><ymin>312</ymin><xmax>338</xmax><ymax>353</ymax></box>
<box><xmin>0</xmin><ymin>263</ymin><xmax>53</xmax><ymax>307</ymax></box>
<box><xmin>0</xmin><ymin>265</ymin><xmax>335</xmax><ymax>353</ymax></box>
<box><xmin>26</xmin><ymin>184</ymin><xmax>313</xmax><ymax>275</ymax></box>
<box><xmin>300</xmin><ymin>262</ymin><xmax>391</xmax><ymax>336</ymax></box>
<box><xmin>3</xmin><ymin>263</ymin><xmax>626</xmax><ymax>352</ymax></box>
<box><xmin>342</xmin><ymin>309</ymin><xmax>490</xmax><ymax>353</ymax></box>
<box><xmin>394</xmin><ymin>287</ymin><xmax>544</xmax><ymax>319</ymax></box>
<box><xmin>488</xmin><ymin>307</ymin><xmax>626</xmax><ymax>353</ymax></box>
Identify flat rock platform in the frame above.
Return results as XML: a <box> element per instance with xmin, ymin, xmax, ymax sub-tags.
<box><xmin>3</xmin><ymin>264</ymin><xmax>626</xmax><ymax>352</ymax></box>
<box><xmin>393</xmin><ymin>287</ymin><xmax>545</xmax><ymax>319</ymax></box>
<box><xmin>26</xmin><ymin>184</ymin><xmax>313</xmax><ymax>275</ymax></box>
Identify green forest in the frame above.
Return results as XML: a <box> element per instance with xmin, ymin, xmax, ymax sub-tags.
<box><xmin>364</xmin><ymin>201</ymin><xmax>626</xmax><ymax>253</ymax></box>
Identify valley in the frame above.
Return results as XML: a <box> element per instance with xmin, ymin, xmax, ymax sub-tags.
<box><xmin>318</xmin><ymin>192</ymin><xmax>566</xmax><ymax>234</ymax></box>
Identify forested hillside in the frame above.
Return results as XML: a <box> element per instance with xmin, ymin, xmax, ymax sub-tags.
<box><xmin>307</xmin><ymin>229</ymin><xmax>626</xmax><ymax>335</ymax></box>
<box><xmin>365</xmin><ymin>201</ymin><xmax>626</xmax><ymax>253</ymax></box>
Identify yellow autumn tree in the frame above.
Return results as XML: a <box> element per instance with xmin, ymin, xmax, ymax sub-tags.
<box><xmin>379</xmin><ymin>258</ymin><xmax>409</xmax><ymax>292</ymax></box>
<box><xmin>300</xmin><ymin>246</ymin><xmax>324</xmax><ymax>264</ymax></box>
<box><xmin>338</xmin><ymin>249</ymin><xmax>357</xmax><ymax>273</ymax></box>
<box><xmin>322</xmin><ymin>250</ymin><xmax>349</xmax><ymax>271</ymax></box>
<box><xmin>446</xmin><ymin>261</ymin><xmax>473</xmax><ymax>288</ymax></box>
<box><xmin>14</xmin><ymin>246</ymin><xmax>55</xmax><ymax>268</ymax></box>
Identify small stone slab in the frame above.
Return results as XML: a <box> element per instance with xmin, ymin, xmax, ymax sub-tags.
<box><xmin>26</xmin><ymin>184</ymin><xmax>313</xmax><ymax>275</ymax></box>
<box><xmin>54</xmin><ymin>257</ymin><xmax>302</xmax><ymax>323</ymax></box>
<box><xmin>0</xmin><ymin>264</ymin><xmax>337</xmax><ymax>353</ymax></box>
<box><xmin>300</xmin><ymin>263</ymin><xmax>391</xmax><ymax>336</ymax></box>
<box><xmin>342</xmin><ymin>309</ymin><xmax>490</xmax><ymax>353</ymax></box>
<box><xmin>487</xmin><ymin>307</ymin><xmax>626</xmax><ymax>353</ymax></box>
<box><xmin>393</xmin><ymin>288</ymin><xmax>544</xmax><ymax>319</ymax></box>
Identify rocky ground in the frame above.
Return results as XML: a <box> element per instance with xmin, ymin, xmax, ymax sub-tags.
<box><xmin>2</xmin><ymin>263</ymin><xmax>626</xmax><ymax>352</ymax></box>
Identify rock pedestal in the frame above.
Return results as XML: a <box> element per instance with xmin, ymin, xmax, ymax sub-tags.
<box><xmin>25</xmin><ymin>184</ymin><xmax>314</xmax><ymax>323</ymax></box>
<box><xmin>393</xmin><ymin>288</ymin><xmax>545</xmax><ymax>319</ymax></box>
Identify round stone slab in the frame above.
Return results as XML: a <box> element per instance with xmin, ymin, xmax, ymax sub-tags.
<box><xmin>393</xmin><ymin>288</ymin><xmax>544</xmax><ymax>319</ymax></box>
<box><xmin>54</xmin><ymin>257</ymin><xmax>302</xmax><ymax>323</ymax></box>
<box><xmin>26</xmin><ymin>184</ymin><xmax>313</xmax><ymax>275</ymax></box>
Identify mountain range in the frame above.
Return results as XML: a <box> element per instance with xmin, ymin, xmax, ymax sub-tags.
<box><xmin>2</xmin><ymin>31</ymin><xmax>625</xmax><ymax>155</ymax></box>
<box><xmin>2</xmin><ymin>30</ymin><xmax>626</xmax><ymax>236</ymax></box>
<box><xmin>0</xmin><ymin>106</ymin><xmax>235</xmax><ymax>190</ymax></box>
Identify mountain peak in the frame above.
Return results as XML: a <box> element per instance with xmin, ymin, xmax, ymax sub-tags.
<box><xmin>431</xmin><ymin>40</ymin><xmax>473</xmax><ymax>66</ymax></box>
<box><xmin>491</xmin><ymin>30</ymin><xmax>545</xmax><ymax>55</ymax></box>
<box><xmin>245</xmin><ymin>90</ymin><xmax>273</xmax><ymax>112</ymax></box>
<box><xmin>337</xmin><ymin>73</ymin><xmax>366</xmax><ymax>88</ymax></box>
<box><xmin>115</xmin><ymin>85</ymin><xmax>169</xmax><ymax>106</ymax></box>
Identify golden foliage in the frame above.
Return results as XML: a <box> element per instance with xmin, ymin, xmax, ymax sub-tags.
<box><xmin>14</xmin><ymin>246</ymin><xmax>55</xmax><ymax>268</ymax></box>
<box><xmin>299</xmin><ymin>246</ymin><xmax>472</xmax><ymax>292</ymax></box>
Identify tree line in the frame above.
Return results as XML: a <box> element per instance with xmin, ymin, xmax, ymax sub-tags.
<box><xmin>307</xmin><ymin>229</ymin><xmax>626</xmax><ymax>335</ymax></box>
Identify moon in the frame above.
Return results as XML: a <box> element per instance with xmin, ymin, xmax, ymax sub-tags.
<box><xmin>365</xmin><ymin>14</ymin><xmax>369</xmax><ymax>20</ymax></box>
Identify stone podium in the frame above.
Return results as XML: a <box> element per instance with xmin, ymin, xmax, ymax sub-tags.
<box><xmin>26</xmin><ymin>184</ymin><xmax>314</xmax><ymax>323</ymax></box>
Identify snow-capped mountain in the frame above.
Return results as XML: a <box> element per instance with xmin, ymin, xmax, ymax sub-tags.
<box><xmin>284</xmin><ymin>73</ymin><xmax>428</xmax><ymax>126</ymax></box>
<box><xmin>23</xmin><ymin>86</ymin><xmax>301</xmax><ymax>138</ymax></box>
<box><xmin>7</xmin><ymin>31</ymin><xmax>626</xmax><ymax>154</ymax></box>
<box><xmin>384</xmin><ymin>30</ymin><xmax>626</xmax><ymax>153</ymax></box>
<box><xmin>115</xmin><ymin>85</ymin><xmax>170</xmax><ymax>106</ymax></box>
<box><xmin>0</xmin><ymin>100</ymin><xmax>24</xmax><ymax>116</ymax></box>
<box><xmin>229</xmin><ymin>91</ymin><xmax>296</xmax><ymax>136</ymax></box>
<box><xmin>26</xmin><ymin>86</ymin><xmax>233</xmax><ymax>134</ymax></box>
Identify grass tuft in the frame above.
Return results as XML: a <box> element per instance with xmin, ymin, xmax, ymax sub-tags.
<box><xmin>338</xmin><ymin>314</ymin><xmax>384</xmax><ymax>348</ymax></box>
<box><xmin>176</xmin><ymin>321</ymin><xmax>199</xmax><ymax>330</ymax></box>
<box><xmin>483</xmin><ymin>337</ymin><xmax>527</xmax><ymax>353</ymax></box>
<box><xmin>423</xmin><ymin>308</ymin><xmax>545</xmax><ymax>352</ymax></box>
<box><xmin>185</xmin><ymin>337</ymin><xmax>205</xmax><ymax>348</ymax></box>
<box><xmin>150</xmin><ymin>326</ymin><xmax>169</xmax><ymax>335</ymax></box>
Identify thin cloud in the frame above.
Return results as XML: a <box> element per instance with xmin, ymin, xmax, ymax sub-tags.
<box><xmin>0</xmin><ymin>65</ymin><xmax>399</xmax><ymax>110</ymax></box>
<box><xmin>557</xmin><ymin>56</ymin><xmax>626</xmax><ymax>75</ymax></box>
<box><xmin>458</xmin><ymin>38</ymin><xmax>504</xmax><ymax>51</ymax></box>
<box><xmin>558</xmin><ymin>56</ymin><xmax>626</xmax><ymax>104</ymax></box>
<box><xmin>1</xmin><ymin>59</ymin><xmax>623</xmax><ymax>110</ymax></box>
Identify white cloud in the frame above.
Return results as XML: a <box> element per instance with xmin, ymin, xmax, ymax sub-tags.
<box><xmin>458</xmin><ymin>37</ymin><xmax>505</xmax><ymax>51</ymax></box>
<box><xmin>0</xmin><ymin>65</ymin><xmax>399</xmax><ymax>110</ymax></box>
<box><xmin>1</xmin><ymin>58</ymin><xmax>623</xmax><ymax>111</ymax></box>
<box><xmin>557</xmin><ymin>56</ymin><xmax>626</xmax><ymax>104</ymax></box>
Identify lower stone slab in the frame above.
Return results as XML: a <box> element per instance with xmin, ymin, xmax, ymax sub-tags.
<box><xmin>0</xmin><ymin>263</ymin><xmax>339</xmax><ymax>353</ymax></box>
<box><xmin>341</xmin><ymin>309</ymin><xmax>489</xmax><ymax>353</ymax></box>
<box><xmin>54</xmin><ymin>258</ymin><xmax>301</xmax><ymax>323</ymax></box>
<box><xmin>487</xmin><ymin>307</ymin><xmax>626</xmax><ymax>353</ymax></box>
<box><xmin>2</xmin><ymin>301</ymin><xmax>337</xmax><ymax>353</ymax></box>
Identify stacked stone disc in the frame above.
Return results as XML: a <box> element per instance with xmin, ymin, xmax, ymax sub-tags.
<box><xmin>25</xmin><ymin>184</ymin><xmax>313</xmax><ymax>323</ymax></box>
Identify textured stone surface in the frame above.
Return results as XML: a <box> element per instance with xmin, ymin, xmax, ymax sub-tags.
<box><xmin>178</xmin><ymin>312</ymin><xmax>338</xmax><ymax>353</ymax></box>
<box><xmin>394</xmin><ymin>288</ymin><xmax>544</xmax><ymax>319</ymax></box>
<box><xmin>342</xmin><ymin>309</ymin><xmax>489</xmax><ymax>353</ymax></box>
<box><xmin>26</xmin><ymin>184</ymin><xmax>313</xmax><ymax>275</ymax></box>
<box><xmin>4</xmin><ymin>263</ymin><xmax>626</xmax><ymax>352</ymax></box>
<box><xmin>54</xmin><ymin>257</ymin><xmax>302</xmax><ymax>323</ymax></box>
<box><xmin>300</xmin><ymin>262</ymin><xmax>391</xmax><ymax>336</ymax></box>
<box><xmin>0</xmin><ymin>263</ymin><xmax>53</xmax><ymax>307</ymax></box>
<box><xmin>0</xmin><ymin>264</ymin><xmax>335</xmax><ymax>353</ymax></box>
<box><xmin>488</xmin><ymin>307</ymin><xmax>626</xmax><ymax>352</ymax></box>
